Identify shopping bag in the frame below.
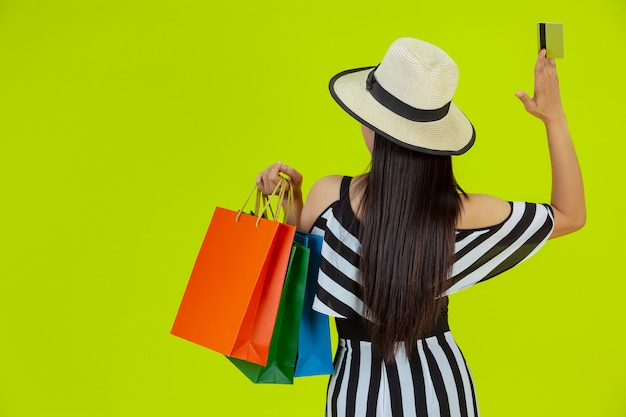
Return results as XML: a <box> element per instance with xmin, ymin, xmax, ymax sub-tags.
<box><xmin>228</xmin><ymin>234</ymin><xmax>310</xmax><ymax>383</ymax></box>
<box><xmin>171</xmin><ymin>179</ymin><xmax>296</xmax><ymax>366</ymax></box>
<box><xmin>294</xmin><ymin>231</ymin><xmax>334</xmax><ymax>377</ymax></box>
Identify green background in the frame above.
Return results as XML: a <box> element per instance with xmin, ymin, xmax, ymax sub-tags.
<box><xmin>1</xmin><ymin>0</ymin><xmax>624</xmax><ymax>416</ymax></box>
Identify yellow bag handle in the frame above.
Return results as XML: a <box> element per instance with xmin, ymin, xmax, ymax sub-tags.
<box><xmin>236</xmin><ymin>175</ymin><xmax>294</xmax><ymax>227</ymax></box>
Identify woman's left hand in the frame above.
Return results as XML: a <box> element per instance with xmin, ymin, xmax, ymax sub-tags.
<box><xmin>515</xmin><ymin>49</ymin><xmax>564</xmax><ymax>124</ymax></box>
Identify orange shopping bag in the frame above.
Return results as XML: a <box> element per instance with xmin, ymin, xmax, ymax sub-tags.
<box><xmin>171</xmin><ymin>179</ymin><xmax>296</xmax><ymax>366</ymax></box>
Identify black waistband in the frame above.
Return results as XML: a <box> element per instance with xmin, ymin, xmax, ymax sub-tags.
<box><xmin>336</xmin><ymin>312</ymin><xmax>450</xmax><ymax>342</ymax></box>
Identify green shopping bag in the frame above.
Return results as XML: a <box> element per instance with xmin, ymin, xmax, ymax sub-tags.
<box><xmin>227</xmin><ymin>234</ymin><xmax>309</xmax><ymax>384</ymax></box>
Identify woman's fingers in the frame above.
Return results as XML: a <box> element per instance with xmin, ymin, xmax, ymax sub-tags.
<box><xmin>279</xmin><ymin>163</ymin><xmax>303</xmax><ymax>189</ymax></box>
<box><xmin>256</xmin><ymin>162</ymin><xmax>279</xmax><ymax>194</ymax></box>
<box><xmin>516</xmin><ymin>48</ymin><xmax>563</xmax><ymax>122</ymax></box>
<box><xmin>256</xmin><ymin>162</ymin><xmax>302</xmax><ymax>195</ymax></box>
<box><xmin>535</xmin><ymin>48</ymin><xmax>547</xmax><ymax>72</ymax></box>
<box><xmin>515</xmin><ymin>90</ymin><xmax>535</xmax><ymax>113</ymax></box>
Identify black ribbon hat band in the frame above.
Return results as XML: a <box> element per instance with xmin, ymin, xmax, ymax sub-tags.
<box><xmin>365</xmin><ymin>67</ymin><xmax>451</xmax><ymax>123</ymax></box>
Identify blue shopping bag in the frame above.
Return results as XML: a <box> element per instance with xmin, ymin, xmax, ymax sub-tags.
<box><xmin>294</xmin><ymin>231</ymin><xmax>334</xmax><ymax>377</ymax></box>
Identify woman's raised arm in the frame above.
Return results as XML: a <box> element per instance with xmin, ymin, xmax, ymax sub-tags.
<box><xmin>515</xmin><ymin>49</ymin><xmax>586</xmax><ymax>238</ymax></box>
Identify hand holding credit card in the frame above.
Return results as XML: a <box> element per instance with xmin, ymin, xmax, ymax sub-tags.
<box><xmin>538</xmin><ymin>22</ymin><xmax>564</xmax><ymax>58</ymax></box>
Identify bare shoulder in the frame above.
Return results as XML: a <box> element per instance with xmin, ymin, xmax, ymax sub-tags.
<box><xmin>300</xmin><ymin>175</ymin><xmax>343</xmax><ymax>232</ymax></box>
<box><xmin>308</xmin><ymin>175</ymin><xmax>344</xmax><ymax>204</ymax></box>
<box><xmin>458</xmin><ymin>193</ymin><xmax>512</xmax><ymax>230</ymax></box>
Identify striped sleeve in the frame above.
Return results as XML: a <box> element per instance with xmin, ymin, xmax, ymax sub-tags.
<box><xmin>444</xmin><ymin>202</ymin><xmax>554</xmax><ymax>296</ymax></box>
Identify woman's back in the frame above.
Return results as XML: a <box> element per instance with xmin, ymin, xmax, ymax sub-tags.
<box><xmin>306</xmin><ymin>176</ymin><xmax>554</xmax><ymax>316</ymax></box>
<box><xmin>300</xmin><ymin>174</ymin><xmax>515</xmax><ymax>233</ymax></box>
<box><xmin>307</xmin><ymin>175</ymin><xmax>553</xmax><ymax>417</ymax></box>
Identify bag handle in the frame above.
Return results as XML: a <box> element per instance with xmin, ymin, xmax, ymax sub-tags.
<box><xmin>236</xmin><ymin>176</ymin><xmax>293</xmax><ymax>227</ymax></box>
<box><xmin>284</xmin><ymin>177</ymin><xmax>297</xmax><ymax>227</ymax></box>
<box><xmin>263</xmin><ymin>175</ymin><xmax>297</xmax><ymax>227</ymax></box>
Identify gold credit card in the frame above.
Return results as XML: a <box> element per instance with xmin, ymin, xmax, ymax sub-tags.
<box><xmin>537</xmin><ymin>22</ymin><xmax>564</xmax><ymax>58</ymax></box>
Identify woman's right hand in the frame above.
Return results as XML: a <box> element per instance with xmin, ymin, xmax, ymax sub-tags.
<box><xmin>256</xmin><ymin>162</ymin><xmax>303</xmax><ymax>227</ymax></box>
<box><xmin>256</xmin><ymin>161</ymin><xmax>303</xmax><ymax>198</ymax></box>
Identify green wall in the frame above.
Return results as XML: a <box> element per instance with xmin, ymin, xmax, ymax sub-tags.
<box><xmin>1</xmin><ymin>0</ymin><xmax>624</xmax><ymax>416</ymax></box>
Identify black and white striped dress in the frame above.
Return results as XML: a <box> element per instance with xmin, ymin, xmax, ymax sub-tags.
<box><xmin>310</xmin><ymin>177</ymin><xmax>554</xmax><ymax>417</ymax></box>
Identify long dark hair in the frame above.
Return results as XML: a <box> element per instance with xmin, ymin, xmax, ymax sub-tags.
<box><xmin>357</xmin><ymin>133</ymin><xmax>464</xmax><ymax>362</ymax></box>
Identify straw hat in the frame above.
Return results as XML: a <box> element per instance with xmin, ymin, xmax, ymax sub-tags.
<box><xmin>329</xmin><ymin>38</ymin><xmax>475</xmax><ymax>155</ymax></box>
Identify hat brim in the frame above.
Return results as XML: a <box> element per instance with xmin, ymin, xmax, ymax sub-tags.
<box><xmin>329</xmin><ymin>67</ymin><xmax>475</xmax><ymax>155</ymax></box>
